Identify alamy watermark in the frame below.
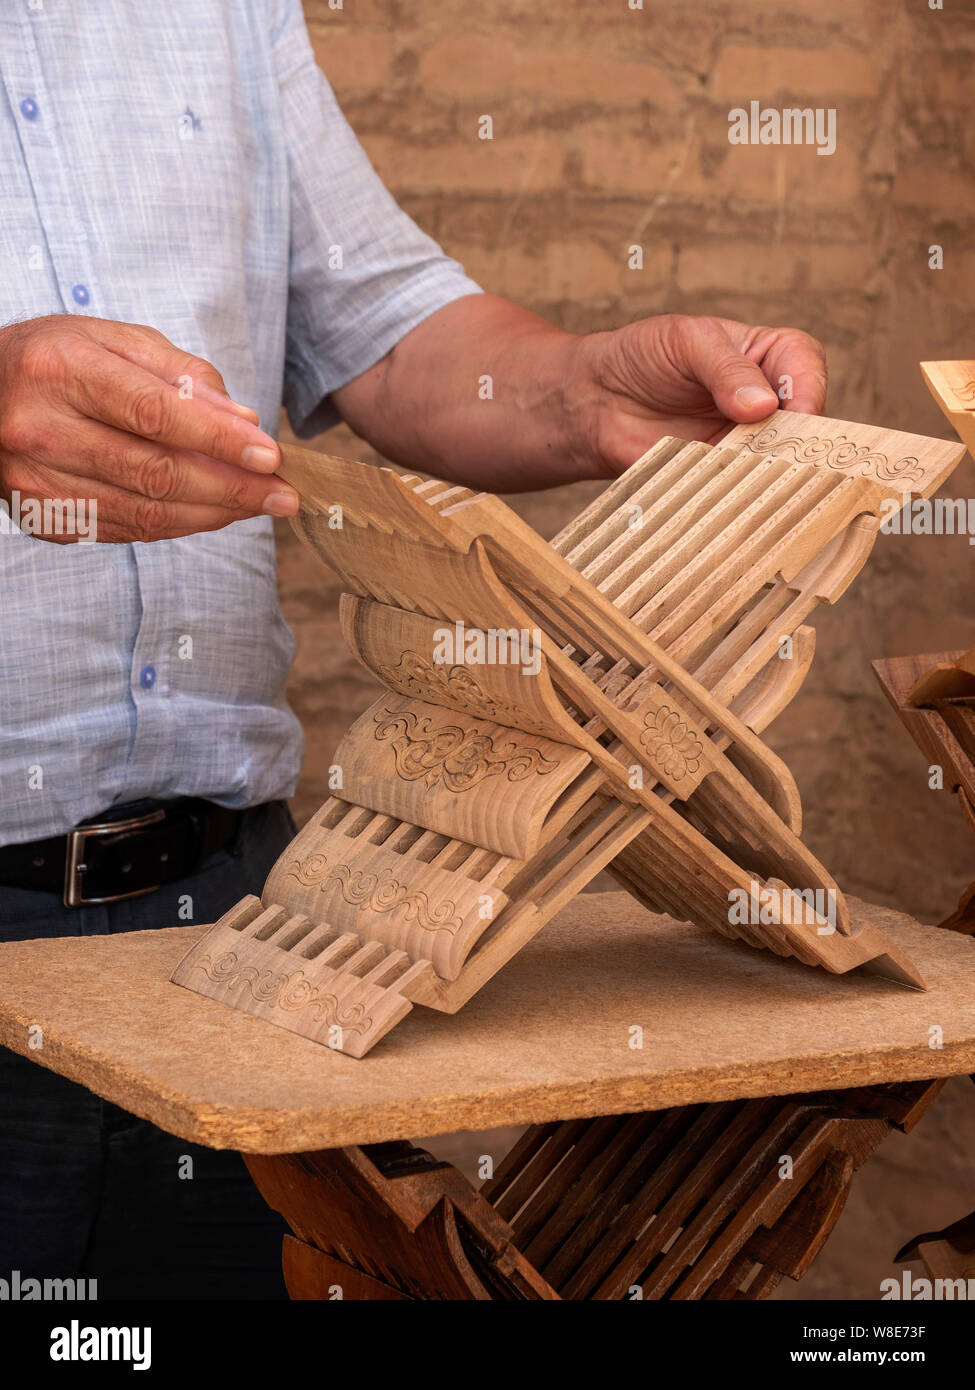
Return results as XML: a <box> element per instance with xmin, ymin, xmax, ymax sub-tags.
<box><xmin>50</xmin><ymin>1320</ymin><xmax>150</xmax><ymax>1370</ymax></box>
<box><xmin>1</xmin><ymin>1269</ymin><xmax>96</xmax><ymax>1300</ymax></box>
<box><xmin>881</xmin><ymin>1270</ymin><xmax>974</xmax><ymax>1300</ymax></box>
<box><xmin>728</xmin><ymin>101</ymin><xmax>837</xmax><ymax>157</ymax></box>
<box><xmin>728</xmin><ymin>879</ymin><xmax>837</xmax><ymax>935</ymax></box>
<box><xmin>433</xmin><ymin>620</ymin><xmax>542</xmax><ymax>678</ymax></box>
<box><xmin>0</xmin><ymin>491</ymin><xmax>97</xmax><ymax>541</ymax></box>
<box><xmin>881</xmin><ymin>495</ymin><xmax>975</xmax><ymax>545</ymax></box>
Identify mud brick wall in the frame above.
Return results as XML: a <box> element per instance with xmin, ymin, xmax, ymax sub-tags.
<box><xmin>276</xmin><ymin>0</ymin><xmax>975</xmax><ymax>1300</ymax></box>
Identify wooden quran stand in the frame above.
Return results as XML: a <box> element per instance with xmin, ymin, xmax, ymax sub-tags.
<box><xmin>2</xmin><ymin>365</ymin><xmax>968</xmax><ymax>1302</ymax></box>
<box><xmin>172</xmin><ymin>385</ymin><xmax>966</xmax><ymax>1057</ymax></box>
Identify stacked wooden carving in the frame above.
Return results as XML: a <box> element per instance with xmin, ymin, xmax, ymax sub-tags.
<box><xmin>869</xmin><ymin>360</ymin><xmax>975</xmax><ymax>1295</ymax></box>
<box><xmin>245</xmin><ymin>1079</ymin><xmax>944</xmax><ymax>1299</ymax></box>
<box><xmin>173</xmin><ymin>390</ymin><xmax>967</xmax><ymax>1056</ymax></box>
<box><xmin>873</xmin><ymin>644</ymin><xmax>975</xmax><ymax>933</ymax></box>
<box><xmin>872</xmin><ymin>359</ymin><xmax>975</xmax><ymax>934</ymax></box>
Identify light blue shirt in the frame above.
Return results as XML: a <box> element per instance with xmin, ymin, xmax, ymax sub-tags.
<box><xmin>0</xmin><ymin>0</ymin><xmax>481</xmax><ymax>846</ymax></box>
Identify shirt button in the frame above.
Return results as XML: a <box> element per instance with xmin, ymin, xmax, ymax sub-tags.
<box><xmin>20</xmin><ymin>97</ymin><xmax>38</xmax><ymax>121</ymax></box>
<box><xmin>140</xmin><ymin>665</ymin><xmax>157</xmax><ymax>690</ymax></box>
<box><xmin>71</xmin><ymin>283</ymin><xmax>90</xmax><ymax>306</ymax></box>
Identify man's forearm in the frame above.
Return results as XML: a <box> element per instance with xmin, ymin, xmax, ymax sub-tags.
<box><xmin>331</xmin><ymin>294</ymin><xmax>826</xmax><ymax>494</ymax></box>
<box><xmin>331</xmin><ymin>295</ymin><xmax>596</xmax><ymax>492</ymax></box>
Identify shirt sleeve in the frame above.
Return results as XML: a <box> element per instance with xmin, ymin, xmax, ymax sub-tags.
<box><xmin>271</xmin><ymin>1</ymin><xmax>483</xmax><ymax>437</ymax></box>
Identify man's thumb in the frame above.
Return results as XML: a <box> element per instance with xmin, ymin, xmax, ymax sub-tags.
<box><xmin>691</xmin><ymin>324</ymin><xmax>779</xmax><ymax>421</ymax></box>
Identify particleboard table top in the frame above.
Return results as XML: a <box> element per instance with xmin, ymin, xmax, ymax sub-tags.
<box><xmin>1</xmin><ymin>891</ymin><xmax>974</xmax><ymax>1154</ymax></box>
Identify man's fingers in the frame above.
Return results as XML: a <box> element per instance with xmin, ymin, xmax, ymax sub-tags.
<box><xmin>12</xmin><ymin>462</ymin><xmax>267</xmax><ymax>544</ymax></box>
<box><xmin>90</xmin><ymin>318</ymin><xmax>231</xmax><ymax>398</ymax></box>
<box><xmin>676</xmin><ymin>318</ymin><xmax>779</xmax><ymax>421</ymax></box>
<box><xmin>189</xmin><ymin>380</ymin><xmax>261</xmax><ymax>423</ymax></box>
<box><xmin>717</xmin><ymin>319</ymin><xmax>828</xmax><ymax>417</ymax></box>
<box><xmin>64</xmin><ymin>342</ymin><xmax>280</xmax><ymax>471</ymax></box>
<box><xmin>90</xmin><ymin>320</ymin><xmax>262</xmax><ymax>421</ymax></box>
<box><xmin>114</xmin><ymin>442</ymin><xmax>301</xmax><ymax>514</ymax></box>
<box><xmin>756</xmin><ymin>329</ymin><xmax>828</xmax><ymax>415</ymax></box>
<box><xmin>99</xmin><ymin>499</ymin><xmax>266</xmax><ymax>544</ymax></box>
<box><xmin>8</xmin><ymin>414</ymin><xmax>300</xmax><ymax>515</ymax></box>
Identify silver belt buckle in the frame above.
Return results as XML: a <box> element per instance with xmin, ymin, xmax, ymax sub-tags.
<box><xmin>63</xmin><ymin>809</ymin><xmax>167</xmax><ymax>908</ymax></box>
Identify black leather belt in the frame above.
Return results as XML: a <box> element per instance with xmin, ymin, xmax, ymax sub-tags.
<box><xmin>0</xmin><ymin>798</ymin><xmax>243</xmax><ymax>907</ymax></box>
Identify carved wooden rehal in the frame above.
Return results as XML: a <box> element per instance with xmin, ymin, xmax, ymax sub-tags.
<box><xmin>173</xmin><ymin>379</ymin><xmax>968</xmax><ymax>1056</ymax></box>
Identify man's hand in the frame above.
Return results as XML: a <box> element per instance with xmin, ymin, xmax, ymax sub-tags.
<box><xmin>0</xmin><ymin>316</ymin><xmax>299</xmax><ymax>543</ymax></box>
<box><xmin>571</xmin><ymin>313</ymin><xmax>828</xmax><ymax>475</ymax></box>
<box><xmin>334</xmin><ymin>296</ymin><xmax>828</xmax><ymax>491</ymax></box>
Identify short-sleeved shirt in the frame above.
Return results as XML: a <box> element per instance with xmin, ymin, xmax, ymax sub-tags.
<box><xmin>0</xmin><ymin>0</ymin><xmax>481</xmax><ymax>845</ymax></box>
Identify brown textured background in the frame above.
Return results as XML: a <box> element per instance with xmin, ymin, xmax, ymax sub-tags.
<box><xmin>278</xmin><ymin>0</ymin><xmax>975</xmax><ymax>1298</ymax></box>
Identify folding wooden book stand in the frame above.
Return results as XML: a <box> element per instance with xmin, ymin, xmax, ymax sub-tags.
<box><xmin>172</xmin><ymin>399</ymin><xmax>966</xmax><ymax>1056</ymax></box>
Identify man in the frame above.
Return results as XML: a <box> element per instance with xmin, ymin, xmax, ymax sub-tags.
<box><xmin>0</xmin><ymin>1</ymin><xmax>826</xmax><ymax>1297</ymax></box>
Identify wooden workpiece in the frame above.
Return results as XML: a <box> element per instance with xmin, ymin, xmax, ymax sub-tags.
<box><xmin>873</xmin><ymin>649</ymin><xmax>975</xmax><ymax>933</ymax></box>
<box><xmin>172</xmin><ymin>403</ymin><xmax>967</xmax><ymax>1056</ymax></box>
<box><xmin>3</xmin><ymin>891</ymin><xmax>975</xmax><ymax>1153</ymax></box>
<box><xmin>921</xmin><ymin>358</ymin><xmax>975</xmax><ymax>460</ymax></box>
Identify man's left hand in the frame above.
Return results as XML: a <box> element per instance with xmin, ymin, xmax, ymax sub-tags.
<box><xmin>571</xmin><ymin>313</ymin><xmax>828</xmax><ymax>477</ymax></box>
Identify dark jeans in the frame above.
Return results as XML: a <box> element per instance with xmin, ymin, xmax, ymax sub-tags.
<box><xmin>0</xmin><ymin>800</ymin><xmax>296</xmax><ymax>1299</ymax></box>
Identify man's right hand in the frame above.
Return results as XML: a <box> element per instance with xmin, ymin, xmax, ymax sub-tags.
<box><xmin>0</xmin><ymin>315</ymin><xmax>300</xmax><ymax>543</ymax></box>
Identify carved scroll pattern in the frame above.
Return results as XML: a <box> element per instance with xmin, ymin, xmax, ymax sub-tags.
<box><xmin>743</xmin><ymin>424</ymin><xmax>924</xmax><ymax>485</ymax></box>
<box><xmin>373</xmin><ymin>706</ymin><xmax>561</xmax><ymax>792</ymax></box>
<box><xmin>192</xmin><ymin>952</ymin><xmax>372</xmax><ymax>1034</ymax></box>
<box><xmin>284</xmin><ymin>851</ymin><xmax>464</xmax><ymax>933</ymax></box>
<box><xmin>376</xmin><ymin>650</ymin><xmax>546</xmax><ymax>734</ymax></box>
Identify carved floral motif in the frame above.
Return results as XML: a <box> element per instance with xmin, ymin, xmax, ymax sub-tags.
<box><xmin>377</xmin><ymin>652</ymin><xmax>512</xmax><ymax>719</ymax></box>
<box><xmin>373</xmin><ymin>706</ymin><xmax>560</xmax><ymax>791</ymax></box>
<box><xmin>640</xmin><ymin>705</ymin><xmax>704</xmax><ymax>781</ymax></box>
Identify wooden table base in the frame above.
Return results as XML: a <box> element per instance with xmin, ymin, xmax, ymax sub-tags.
<box><xmin>246</xmin><ymin>1078</ymin><xmax>944</xmax><ymax>1301</ymax></box>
